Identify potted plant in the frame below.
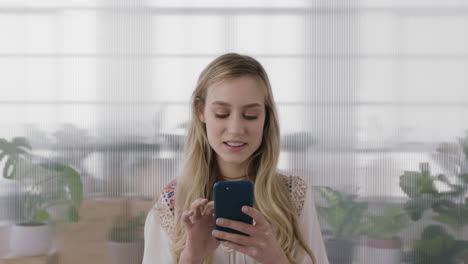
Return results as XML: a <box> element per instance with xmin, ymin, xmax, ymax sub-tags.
<box><xmin>364</xmin><ymin>204</ymin><xmax>409</xmax><ymax>264</ymax></box>
<box><xmin>107</xmin><ymin>212</ymin><xmax>145</xmax><ymax>264</ymax></box>
<box><xmin>399</xmin><ymin>164</ymin><xmax>468</xmax><ymax>263</ymax></box>
<box><xmin>0</xmin><ymin>137</ymin><xmax>83</xmax><ymax>257</ymax></box>
<box><xmin>315</xmin><ymin>186</ymin><xmax>368</xmax><ymax>264</ymax></box>
<box><xmin>403</xmin><ymin>225</ymin><xmax>468</xmax><ymax>264</ymax></box>
<box><xmin>399</xmin><ymin>132</ymin><xmax>468</xmax><ymax>263</ymax></box>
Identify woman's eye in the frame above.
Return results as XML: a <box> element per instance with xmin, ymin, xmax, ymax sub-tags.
<box><xmin>215</xmin><ymin>114</ymin><xmax>229</xmax><ymax>119</ymax></box>
<box><xmin>244</xmin><ymin>115</ymin><xmax>258</xmax><ymax>120</ymax></box>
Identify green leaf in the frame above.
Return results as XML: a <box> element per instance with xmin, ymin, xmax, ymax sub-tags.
<box><xmin>316</xmin><ymin>187</ymin><xmax>339</xmax><ymax>206</ymax></box>
<box><xmin>460</xmin><ymin>174</ymin><xmax>468</xmax><ymax>184</ymax></box>
<box><xmin>63</xmin><ymin>167</ymin><xmax>83</xmax><ymax>207</ymax></box>
<box><xmin>12</xmin><ymin>137</ymin><xmax>32</xmax><ymax>151</ymax></box>
<box><xmin>0</xmin><ymin>150</ymin><xmax>7</xmax><ymax>162</ymax></box>
<box><xmin>365</xmin><ymin>205</ymin><xmax>409</xmax><ymax>239</ymax></box>
<box><xmin>316</xmin><ymin>186</ymin><xmax>367</xmax><ymax>239</ymax></box>
<box><xmin>404</xmin><ymin>198</ymin><xmax>432</xmax><ymax>221</ymax></box>
<box><xmin>419</xmin><ymin>175</ymin><xmax>438</xmax><ymax>195</ymax></box>
<box><xmin>400</xmin><ymin>171</ymin><xmax>419</xmax><ymax>197</ymax></box>
<box><xmin>457</xmin><ymin>133</ymin><xmax>468</xmax><ymax>158</ymax></box>
<box><xmin>0</xmin><ymin>137</ymin><xmax>31</xmax><ymax>179</ymax></box>
<box><xmin>432</xmin><ymin>200</ymin><xmax>468</xmax><ymax>232</ymax></box>
<box><xmin>3</xmin><ymin>157</ymin><xmax>15</xmax><ymax>179</ymax></box>
<box><xmin>421</xmin><ymin>225</ymin><xmax>448</xmax><ymax>240</ymax></box>
<box><xmin>409</xmin><ymin>225</ymin><xmax>468</xmax><ymax>264</ymax></box>
<box><xmin>33</xmin><ymin>209</ymin><xmax>50</xmax><ymax>222</ymax></box>
<box><xmin>433</xmin><ymin>215</ymin><xmax>461</xmax><ymax>231</ymax></box>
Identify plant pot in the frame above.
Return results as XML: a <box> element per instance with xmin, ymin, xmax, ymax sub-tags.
<box><xmin>108</xmin><ymin>240</ymin><xmax>144</xmax><ymax>264</ymax></box>
<box><xmin>366</xmin><ymin>237</ymin><xmax>402</xmax><ymax>264</ymax></box>
<box><xmin>9</xmin><ymin>222</ymin><xmax>52</xmax><ymax>257</ymax></box>
<box><xmin>325</xmin><ymin>238</ymin><xmax>355</xmax><ymax>264</ymax></box>
<box><xmin>0</xmin><ymin>222</ymin><xmax>11</xmax><ymax>257</ymax></box>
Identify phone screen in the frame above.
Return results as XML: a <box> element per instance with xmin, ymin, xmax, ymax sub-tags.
<box><xmin>213</xmin><ymin>181</ymin><xmax>254</xmax><ymax>240</ymax></box>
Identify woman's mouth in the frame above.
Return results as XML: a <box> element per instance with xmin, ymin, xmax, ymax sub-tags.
<box><xmin>223</xmin><ymin>141</ymin><xmax>247</xmax><ymax>151</ymax></box>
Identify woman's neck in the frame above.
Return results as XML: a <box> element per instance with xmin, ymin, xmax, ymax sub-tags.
<box><xmin>222</xmin><ymin>174</ymin><xmax>249</xmax><ymax>181</ymax></box>
<box><xmin>217</xmin><ymin>158</ymin><xmax>249</xmax><ymax>181</ymax></box>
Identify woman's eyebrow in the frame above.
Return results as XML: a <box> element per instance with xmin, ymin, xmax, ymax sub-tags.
<box><xmin>211</xmin><ymin>101</ymin><xmax>262</xmax><ymax>109</ymax></box>
<box><xmin>243</xmin><ymin>103</ymin><xmax>262</xmax><ymax>109</ymax></box>
<box><xmin>211</xmin><ymin>101</ymin><xmax>230</xmax><ymax>107</ymax></box>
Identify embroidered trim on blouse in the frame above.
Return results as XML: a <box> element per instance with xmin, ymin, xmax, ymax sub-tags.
<box><xmin>163</xmin><ymin>179</ymin><xmax>177</xmax><ymax>215</ymax></box>
<box><xmin>290</xmin><ymin>176</ymin><xmax>307</xmax><ymax>216</ymax></box>
<box><xmin>156</xmin><ymin>176</ymin><xmax>308</xmax><ymax>235</ymax></box>
<box><xmin>280</xmin><ymin>175</ymin><xmax>307</xmax><ymax>216</ymax></box>
<box><xmin>156</xmin><ymin>179</ymin><xmax>177</xmax><ymax>235</ymax></box>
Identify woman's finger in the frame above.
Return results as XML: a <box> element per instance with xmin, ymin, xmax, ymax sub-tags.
<box><xmin>190</xmin><ymin>198</ymin><xmax>208</xmax><ymax>210</ymax></box>
<box><xmin>182</xmin><ymin>210</ymin><xmax>194</xmax><ymax>229</ymax></box>
<box><xmin>191</xmin><ymin>198</ymin><xmax>208</xmax><ymax>221</ymax></box>
<box><xmin>212</xmin><ymin>230</ymin><xmax>254</xmax><ymax>247</ymax></box>
<box><xmin>215</xmin><ymin>218</ymin><xmax>256</xmax><ymax>236</ymax></box>
<box><xmin>202</xmin><ymin>201</ymin><xmax>214</xmax><ymax>216</ymax></box>
<box><xmin>204</xmin><ymin>207</ymin><xmax>215</xmax><ymax>217</ymax></box>
<box><xmin>241</xmin><ymin>206</ymin><xmax>267</xmax><ymax>227</ymax></box>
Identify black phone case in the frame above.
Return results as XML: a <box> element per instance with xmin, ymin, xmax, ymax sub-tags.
<box><xmin>213</xmin><ymin>181</ymin><xmax>254</xmax><ymax>240</ymax></box>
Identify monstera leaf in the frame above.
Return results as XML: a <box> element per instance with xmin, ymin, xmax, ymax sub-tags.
<box><xmin>39</xmin><ymin>162</ymin><xmax>83</xmax><ymax>208</ymax></box>
<box><xmin>1</xmin><ymin>137</ymin><xmax>83</xmax><ymax>224</ymax></box>
<box><xmin>0</xmin><ymin>137</ymin><xmax>32</xmax><ymax>179</ymax></box>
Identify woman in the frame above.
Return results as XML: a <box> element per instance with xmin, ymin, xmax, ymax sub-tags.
<box><xmin>143</xmin><ymin>53</ymin><xmax>329</xmax><ymax>264</ymax></box>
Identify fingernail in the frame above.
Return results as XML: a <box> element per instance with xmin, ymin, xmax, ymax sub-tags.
<box><xmin>212</xmin><ymin>230</ymin><xmax>219</xmax><ymax>236</ymax></box>
<box><xmin>242</xmin><ymin>206</ymin><xmax>248</xmax><ymax>212</ymax></box>
<box><xmin>216</xmin><ymin>218</ymin><xmax>223</xmax><ymax>225</ymax></box>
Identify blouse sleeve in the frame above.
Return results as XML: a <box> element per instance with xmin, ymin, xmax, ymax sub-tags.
<box><xmin>142</xmin><ymin>206</ymin><xmax>176</xmax><ymax>264</ymax></box>
<box><xmin>299</xmin><ymin>185</ymin><xmax>330</xmax><ymax>264</ymax></box>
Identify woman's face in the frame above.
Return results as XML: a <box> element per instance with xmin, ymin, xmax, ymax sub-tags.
<box><xmin>199</xmin><ymin>75</ymin><xmax>266</xmax><ymax>171</ymax></box>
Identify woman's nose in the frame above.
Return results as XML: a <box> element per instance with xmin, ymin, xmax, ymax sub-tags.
<box><xmin>227</xmin><ymin>115</ymin><xmax>245</xmax><ymax>134</ymax></box>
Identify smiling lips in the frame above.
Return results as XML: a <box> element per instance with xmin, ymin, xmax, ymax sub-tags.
<box><xmin>223</xmin><ymin>141</ymin><xmax>247</xmax><ymax>151</ymax></box>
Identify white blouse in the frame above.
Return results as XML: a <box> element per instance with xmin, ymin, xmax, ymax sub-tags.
<box><xmin>143</xmin><ymin>176</ymin><xmax>329</xmax><ymax>264</ymax></box>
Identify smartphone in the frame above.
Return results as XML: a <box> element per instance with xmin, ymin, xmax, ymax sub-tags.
<box><xmin>213</xmin><ymin>181</ymin><xmax>254</xmax><ymax>240</ymax></box>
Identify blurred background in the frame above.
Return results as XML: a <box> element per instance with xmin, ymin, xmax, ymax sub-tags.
<box><xmin>1</xmin><ymin>0</ymin><xmax>468</xmax><ymax>263</ymax></box>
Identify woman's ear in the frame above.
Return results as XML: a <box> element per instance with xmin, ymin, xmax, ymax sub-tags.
<box><xmin>198</xmin><ymin>110</ymin><xmax>205</xmax><ymax>123</ymax></box>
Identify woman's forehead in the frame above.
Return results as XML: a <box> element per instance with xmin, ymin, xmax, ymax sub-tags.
<box><xmin>205</xmin><ymin>75</ymin><xmax>266</xmax><ymax>105</ymax></box>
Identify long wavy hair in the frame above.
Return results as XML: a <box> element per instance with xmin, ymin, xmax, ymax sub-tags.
<box><xmin>173</xmin><ymin>53</ymin><xmax>316</xmax><ymax>264</ymax></box>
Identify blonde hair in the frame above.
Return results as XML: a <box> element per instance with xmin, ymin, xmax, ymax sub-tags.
<box><xmin>173</xmin><ymin>53</ymin><xmax>317</xmax><ymax>264</ymax></box>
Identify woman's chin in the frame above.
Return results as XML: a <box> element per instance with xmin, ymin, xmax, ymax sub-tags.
<box><xmin>217</xmin><ymin>155</ymin><xmax>250</xmax><ymax>167</ymax></box>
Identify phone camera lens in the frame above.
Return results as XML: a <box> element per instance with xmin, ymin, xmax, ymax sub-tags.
<box><xmin>226</xmin><ymin>187</ymin><xmax>230</xmax><ymax>191</ymax></box>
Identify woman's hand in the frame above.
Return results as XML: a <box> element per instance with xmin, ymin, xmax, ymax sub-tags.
<box><xmin>211</xmin><ymin>206</ymin><xmax>289</xmax><ymax>264</ymax></box>
<box><xmin>179</xmin><ymin>198</ymin><xmax>220</xmax><ymax>264</ymax></box>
